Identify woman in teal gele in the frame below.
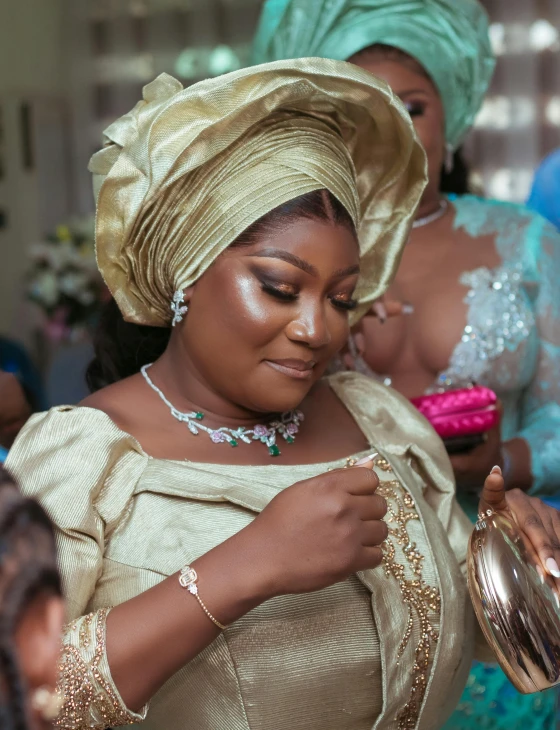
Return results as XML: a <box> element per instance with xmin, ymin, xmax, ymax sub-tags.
<box><xmin>253</xmin><ymin>1</ymin><xmax>560</xmax><ymax>728</ymax></box>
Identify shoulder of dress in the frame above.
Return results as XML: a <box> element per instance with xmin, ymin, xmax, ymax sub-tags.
<box><xmin>26</xmin><ymin>403</ymin><xmax>136</xmax><ymax>434</ymax></box>
<box><xmin>7</xmin><ymin>405</ymin><xmax>146</xmax><ymax>470</ymax></box>
<box><xmin>6</xmin><ymin>406</ymin><xmax>148</xmax><ymax>524</ymax></box>
<box><xmin>451</xmin><ymin>195</ymin><xmax>560</xmax><ymax>256</ymax></box>
<box><xmin>452</xmin><ymin>194</ymin><xmax>537</xmax><ymax>219</ymax></box>
<box><xmin>326</xmin><ymin>372</ymin><xmax>426</xmax><ymax>427</ymax></box>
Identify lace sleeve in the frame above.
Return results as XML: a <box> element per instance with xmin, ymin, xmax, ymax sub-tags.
<box><xmin>517</xmin><ymin>217</ymin><xmax>560</xmax><ymax>495</ymax></box>
<box><xmin>56</xmin><ymin>610</ymin><xmax>147</xmax><ymax>729</ymax></box>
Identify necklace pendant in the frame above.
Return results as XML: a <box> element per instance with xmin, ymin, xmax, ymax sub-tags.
<box><xmin>140</xmin><ymin>364</ymin><xmax>303</xmax><ymax>458</ymax></box>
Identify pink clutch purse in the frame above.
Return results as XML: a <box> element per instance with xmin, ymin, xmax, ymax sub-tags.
<box><xmin>410</xmin><ymin>386</ymin><xmax>499</xmax><ymax>440</ymax></box>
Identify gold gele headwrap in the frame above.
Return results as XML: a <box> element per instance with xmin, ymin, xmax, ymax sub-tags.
<box><xmin>89</xmin><ymin>58</ymin><xmax>426</xmax><ymax>327</ymax></box>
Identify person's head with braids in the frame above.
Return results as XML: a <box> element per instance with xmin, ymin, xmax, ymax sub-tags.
<box><xmin>0</xmin><ymin>466</ymin><xmax>64</xmax><ymax>730</ymax></box>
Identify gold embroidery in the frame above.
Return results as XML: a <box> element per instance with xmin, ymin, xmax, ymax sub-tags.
<box><xmin>78</xmin><ymin>612</ymin><xmax>92</xmax><ymax>650</ymax></box>
<box><xmin>55</xmin><ymin>608</ymin><xmax>139</xmax><ymax>729</ymax></box>
<box><xmin>374</xmin><ymin>457</ymin><xmax>441</xmax><ymax>730</ymax></box>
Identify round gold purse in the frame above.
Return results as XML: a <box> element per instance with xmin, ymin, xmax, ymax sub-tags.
<box><xmin>467</xmin><ymin>509</ymin><xmax>560</xmax><ymax>693</ymax></box>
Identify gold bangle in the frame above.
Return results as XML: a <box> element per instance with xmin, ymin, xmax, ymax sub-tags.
<box><xmin>178</xmin><ymin>565</ymin><xmax>227</xmax><ymax>631</ymax></box>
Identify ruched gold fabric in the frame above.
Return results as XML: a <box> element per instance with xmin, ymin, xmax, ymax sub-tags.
<box><xmin>89</xmin><ymin>59</ymin><xmax>426</xmax><ymax>326</ymax></box>
<box><xmin>7</xmin><ymin>373</ymin><xmax>476</xmax><ymax>730</ymax></box>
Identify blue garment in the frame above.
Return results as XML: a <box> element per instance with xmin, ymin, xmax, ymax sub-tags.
<box><xmin>0</xmin><ymin>445</ymin><xmax>7</xmax><ymax>464</ymax></box>
<box><xmin>0</xmin><ymin>337</ymin><xmax>46</xmax><ymax>412</ymax></box>
<box><xmin>443</xmin><ymin>195</ymin><xmax>560</xmax><ymax>499</ymax></box>
<box><xmin>443</xmin><ymin>664</ymin><xmax>556</xmax><ymax>729</ymax></box>
<box><xmin>527</xmin><ymin>149</ymin><xmax>560</xmax><ymax>230</ymax></box>
<box><xmin>441</xmin><ymin>196</ymin><xmax>560</xmax><ymax>729</ymax></box>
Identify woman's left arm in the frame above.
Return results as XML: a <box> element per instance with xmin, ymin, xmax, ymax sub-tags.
<box><xmin>505</xmin><ymin>218</ymin><xmax>560</xmax><ymax>495</ymax></box>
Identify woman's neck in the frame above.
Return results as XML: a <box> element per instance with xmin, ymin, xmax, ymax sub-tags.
<box><xmin>415</xmin><ymin>190</ymin><xmax>445</xmax><ymax>221</ymax></box>
<box><xmin>148</xmin><ymin>338</ymin><xmax>275</xmax><ymax>428</ymax></box>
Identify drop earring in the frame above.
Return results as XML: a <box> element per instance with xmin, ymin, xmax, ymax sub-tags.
<box><xmin>171</xmin><ymin>290</ymin><xmax>189</xmax><ymax>326</ymax></box>
<box><xmin>444</xmin><ymin>142</ymin><xmax>454</xmax><ymax>174</ymax></box>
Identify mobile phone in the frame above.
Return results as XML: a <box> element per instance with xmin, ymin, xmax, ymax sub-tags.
<box><xmin>444</xmin><ymin>433</ymin><xmax>485</xmax><ymax>455</ymax></box>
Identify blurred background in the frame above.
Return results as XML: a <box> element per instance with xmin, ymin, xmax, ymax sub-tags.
<box><xmin>0</xmin><ymin>0</ymin><xmax>559</xmax><ymax>407</ymax></box>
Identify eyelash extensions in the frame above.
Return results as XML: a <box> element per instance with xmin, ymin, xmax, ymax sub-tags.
<box><xmin>261</xmin><ymin>282</ymin><xmax>358</xmax><ymax>311</ymax></box>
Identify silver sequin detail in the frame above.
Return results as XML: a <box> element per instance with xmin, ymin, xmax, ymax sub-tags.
<box><xmin>432</xmin><ymin>264</ymin><xmax>534</xmax><ymax>391</ymax></box>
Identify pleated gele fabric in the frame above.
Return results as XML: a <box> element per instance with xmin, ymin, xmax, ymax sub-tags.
<box><xmin>89</xmin><ymin>59</ymin><xmax>426</xmax><ymax>327</ymax></box>
<box><xmin>251</xmin><ymin>0</ymin><xmax>496</xmax><ymax>149</ymax></box>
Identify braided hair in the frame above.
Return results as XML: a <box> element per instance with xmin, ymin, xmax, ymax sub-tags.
<box><xmin>0</xmin><ymin>466</ymin><xmax>61</xmax><ymax>730</ymax></box>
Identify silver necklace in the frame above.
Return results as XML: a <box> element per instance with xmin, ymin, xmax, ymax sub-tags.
<box><xmin>412</xmin><ymin>198</ymin><xmax>449</xmax><ymax>229</ymax></box>
<box><xmin>141</xmin><ymin>363</ymin><xmax>304</xmax><ymax>457</ymax></box>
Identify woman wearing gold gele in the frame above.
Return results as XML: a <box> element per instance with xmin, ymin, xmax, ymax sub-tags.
<box><xmin>7</xmin><ymin>59</ymin><xmax>560</xmax><ymax>730</ymax></box>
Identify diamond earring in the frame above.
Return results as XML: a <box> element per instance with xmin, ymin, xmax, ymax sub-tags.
<box><xmin>31</xmin><ymin>686</ymin><xmax>64</xmax><ymax>721</ymax></box>
<box><xmin>171</xmin><ymin>290</ymin><xmax>189</xmax><ymax>326</ymax></box>
<box><xmin>444</xmin><ymin>142</ymin><xmax>454</xmax><ymax>174</ymax></box>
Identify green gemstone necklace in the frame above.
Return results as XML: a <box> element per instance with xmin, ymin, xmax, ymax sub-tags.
<box><xmin>141</xmin><ymin>364</ymin><xmax>303</xmax><ymax>457</ymax></box>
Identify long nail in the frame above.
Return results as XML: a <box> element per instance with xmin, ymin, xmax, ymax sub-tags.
<box><xmin>402</xmin><ymin>303</ymin><xmax>414</xmax><ymax>315</ymax></box>
<box><xmin>372</xmin><ymin>302</ymin><xmax>387</xmax><ymax>323</ymax></box>
<box><xmin>491</xmin><ymin>465</ymin><xmax>502</xmax><ymax>475</ymax></box>
<box><xmin>546</xmin><ymin>557</ymin><xmax>560</xmax><ymax>578</ymax></box>
<box><xmin>354</xmin><ymin>332</ymin><xmax>365</xmax><ymax>354</ymax></box>
<box><xmin>355</xmin><ymin>452</ymin><xmax>379</xmax><ymax>466</ymax></box>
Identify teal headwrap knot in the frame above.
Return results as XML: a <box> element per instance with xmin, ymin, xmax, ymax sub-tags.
<box><xmin>252</xmin><ymin>0</ymin><xmax>495</xmax><ymax>149</ymax></box>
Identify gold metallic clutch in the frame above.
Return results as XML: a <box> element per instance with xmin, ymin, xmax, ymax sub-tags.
<box><xmin>467</xmin><ymin>509</ymin><xmax>560</xmax><ymax>693</ymax></box>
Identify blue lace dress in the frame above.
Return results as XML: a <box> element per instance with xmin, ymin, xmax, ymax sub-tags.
<box><xmin>439</xmin><ymin>195</ymin><xmax>560</xmax><ymax>729</ymax></box>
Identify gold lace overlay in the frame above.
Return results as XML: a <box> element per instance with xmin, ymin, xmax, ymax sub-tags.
<box><xmin>374</xmin><ymin>456</ymin><xmax>441</xmax><ymax>730</ymax></box>
<box><xmin>55</xmin><ymin>608</ymin><xmax>146</xmax><ymax>729</ymax></box>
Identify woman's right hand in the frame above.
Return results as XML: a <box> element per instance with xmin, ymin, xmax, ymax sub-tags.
<box><xmin>106</xmin><ymin>454</ymin><xmax>387</xmax><ymax>710</ymax></box>
<box><xmin>240</xmin><ymin>455</ymin><xmax>388</xmax><ymax>599</ymax></box>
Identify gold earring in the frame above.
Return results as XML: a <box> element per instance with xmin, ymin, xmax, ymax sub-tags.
<box><xmin>31</xmin><ymin>686</ymin><xmax>64</xmax><ymax>721</ymax></box>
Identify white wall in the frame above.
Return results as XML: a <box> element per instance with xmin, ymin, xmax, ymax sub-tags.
<box><xmin>0</xmin><ymin>0</ymin><xmax>64</xmax><ymax>96</ymax></box>
<box><xmin>0</xmin><ymin>0</ymin><xmax>67</xmax><ymax>339</ymax></box>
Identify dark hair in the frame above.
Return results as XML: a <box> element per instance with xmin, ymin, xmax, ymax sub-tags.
<box><xmin>0</xmin><ymin>466</ymin><xmax>61</xmax><ymax>730</ymax></box>
<box><xmin>349</xmin><ymin>44</ymin><xmax>473</xmax><ymax>195</ymax></box>
<box><xmin>86</xmin><ymin>189</ymin><xmax>355</xmax><ymax>392</ymax></box>
<box><xmin>440</xmin><ymin>147</ymin><xmax>472</xmax><ymax>195</ymax></box>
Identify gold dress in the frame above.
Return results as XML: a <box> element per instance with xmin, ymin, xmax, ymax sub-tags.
<box><xmin>6</xmin><ymin>373</ymin><xmax>476</xmax><ymax>730</ymax></box>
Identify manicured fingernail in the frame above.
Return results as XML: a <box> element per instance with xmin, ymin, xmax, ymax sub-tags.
<box><xmin>491</xmin><ymin>465</ymin><xmax>502</xmax><ymax>475</ymax></box>
<box><xmin>355</xmin><ymin>452</ymin><xmax>379</xmax><ymax>466</ymax></box>
<box><xmin>402</xmin><ymin>303</ymin><xmax>414</xmax><ymax>315</ymax></box>
<box><xmin>546</xmin><ymin>558</ymin><xmax>560</xmax><ymax>578</ymax></box>
<box><xmin>372</xmin><ymin>302</ymin><xmax>387</xmax><ymax>322</ymax></box>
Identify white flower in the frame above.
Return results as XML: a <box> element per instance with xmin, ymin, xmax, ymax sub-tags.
<box><xmin>59</xmin><ymin>272</ymin><xmax>90</xmax><ymax>297</ymax></box>
<box><xmin>31</xmin><ymin>272</ymin><xmax>59</xmax><ymax>306</ymax></box>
